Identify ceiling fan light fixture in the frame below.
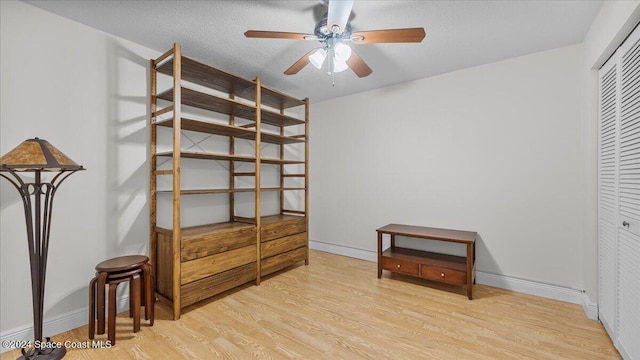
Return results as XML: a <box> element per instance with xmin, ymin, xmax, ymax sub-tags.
<box><xmin>309</xmin><ymin>48</ymin><xmax>327</xmax><ymax>69</ymax></box>
<box><xmin>245</xmin><ymin>0</ymin><xmax>425</xmax><ymax>80</ymax></box>
<box><xmin>334</xmin><ymin>42</ymin><xmax>352</xmax><ymax>62</ymax></box>
<box><xmin>333</xmin><ymin>60</ymin><xmax>349</xmax><ymax>73</ymax></box>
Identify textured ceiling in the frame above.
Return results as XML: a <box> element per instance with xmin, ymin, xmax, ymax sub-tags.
<box><xmin>24</xmin><ymin>0</ymin><xmax>602</xmax><ymax>104</ymax></box>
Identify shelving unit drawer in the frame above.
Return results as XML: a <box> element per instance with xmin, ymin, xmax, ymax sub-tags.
<box><xmin>420</xmin><ymin>265</ymin><xmax>466</xmax><ymax>284</ymax></box>
<box><xmin>381</xmin><ymin>257</ymin><xmax>420</xmax><ymax>276</ymax></box>
<box><xmin>180</xmin><ymin>262</ymin><xmax>256</xmax><ymax>308</ymax></box>
<box><xmin>181</xmin><ymin>245</ymin><xmax>256</xmax><ymax>285</ymax></box>
<box><xmin>260</xmin><ymin>247</ymin><xmax>307</xmax><ymax>276</ymax></box>
<box><xmin>261</xmin><ymin>216</ymin><xmax>306</xmax><ymax>242</ymax></box>
<box><xmin>261</xmin><ymin>232</ymin><xmax>307</xmax><ymax>259</ymax></box>
<box><xmin>181</xmin><ymin>226</ymin><xmax>256</xmax><ymax>261</ymax></box>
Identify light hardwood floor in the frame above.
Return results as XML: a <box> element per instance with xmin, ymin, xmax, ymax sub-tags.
<box><xmin>2</xmin><ymin>250</ymin><xmax>619</xmax><ymax>359</ymax></box>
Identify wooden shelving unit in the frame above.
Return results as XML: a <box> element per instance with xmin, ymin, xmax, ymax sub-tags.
<box><xmin>150</xmin><ymin>43</ymin><xmax>309</xmax><ymax>320</ymax></box>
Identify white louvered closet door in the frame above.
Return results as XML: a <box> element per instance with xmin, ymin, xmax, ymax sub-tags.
<box><xmin>616</xmin><ymin>24</ymin><xmax>640</xmax><ymax>360</ymax></box>
<box><xmin>598</xmin><ymin>24</ymin><xmax>640</xmax><ymax>360</ymax></box>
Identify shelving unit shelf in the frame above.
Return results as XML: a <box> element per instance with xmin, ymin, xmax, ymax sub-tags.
<box><xmin>150</xmin><ymin>43</ymin><xmax>309</xmax><ymax>320</ymax></box>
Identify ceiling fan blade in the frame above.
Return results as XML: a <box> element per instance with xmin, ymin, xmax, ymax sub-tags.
<box><xmin>327</xmin><ymin>0</ymin><xmax>354</xmax><ymax>34</ymax></box>
<box><xmin>244</xmin><ymin>30</ymin><xmax>314</xmax><ymax>40</ymax></box>
<box><xmin>284</xmin><ymin>48</ymin><xmax>320</xmax><ymax>75</ymax></box>
<box><xmin>346</xmin><ymin>49</ymin><xmax>372</xmax><ymax>78</ymax></box>
<box><xmin>351</xmin><ymin>28</ymin><xmax>426</xmax><ymax>44</ymax></box>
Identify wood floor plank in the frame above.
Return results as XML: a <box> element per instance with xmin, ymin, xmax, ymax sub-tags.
<box><xmin>1</xmin><ymin>250</ymin><xmax>619</xmax><ymax>359</ymax></box>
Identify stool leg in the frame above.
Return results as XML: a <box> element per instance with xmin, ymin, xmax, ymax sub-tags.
<box><xmin>149</xmin><ymin>272</ymin><xmax>155</xmax><ymax>326</ymax></box>
<box><xmin>129</xmin><ymin>278</ymin><xmax>134</xmax><ymax>318</ymax></box>
<box><xmin>140</xmin><ymin>263</ymin><xmax>147</xmax><ymax>320</ymax></box>
<box><xmin>88</xmin><ymin>276</ymin><xmax>98</xmax><ymax>339</ymax></box>
<box><xmin>108</xmin><ymin>282</ymin><xmax>118</xmax><ymax>345</ymax></box>
<box><xmin>132</xmin><ymin>273</ymin><xmax>141</xmax><ymax>333</ymax></box>
<box><xmin>142</xmin><ymin>263</ymin><xmax>154</xmax><ymax>324</ymax></box>
<box><xmin>97</xmin><ymin>272</ymin><xmax>108</xmax><ymax>335</ymax></box>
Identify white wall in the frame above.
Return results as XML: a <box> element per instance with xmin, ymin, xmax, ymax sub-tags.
<box><xmin>0</xmin><ymin>0</ymin><xmax>156</xmax><ymax>347</ymax></box>
<box><xmin>580</xmin><ymin>0</ymin><xmax>640</xmax><ymax>308</ymax></box>
<box><xmin>310</xmin><ymin>44</ymin><xmax>585</xmax><ymax>290</ymax></box>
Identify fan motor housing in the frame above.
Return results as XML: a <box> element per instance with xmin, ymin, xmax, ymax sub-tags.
<box><xmin>314</xmin><ymin>18</ymin><xmax>352</xmax><ymax>40</ymax></box>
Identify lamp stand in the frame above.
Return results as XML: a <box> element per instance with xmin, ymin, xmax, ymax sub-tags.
<box><xmin>1</xmin><ymin>169</ymin><xmax>78</xmax><ymax>360</ymax></box>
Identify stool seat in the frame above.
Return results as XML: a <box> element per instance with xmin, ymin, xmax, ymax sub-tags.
<box><xmin>89</xmin><ymin>255</ymin><xmax>154</xmax><ymax>345</ymax></box>
<box><xmin>95</xmin><ymin>255</ymin><xmax>149</xmax><ymax>273</ymax></box>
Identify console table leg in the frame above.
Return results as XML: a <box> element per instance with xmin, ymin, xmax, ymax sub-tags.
<box><xmin>467</xmin><ymin>242</ymin><xmax>473</xmax><ymax>300</ymax></box>
<box><xmin>377</xmin><ymin>231</ymin><xmax>382</xmax><ymax>278</ymax></box>
<box><xmin>473</xmin><ymin>242</ymin><xmax>477</xmax><ymax>284</ymax></box>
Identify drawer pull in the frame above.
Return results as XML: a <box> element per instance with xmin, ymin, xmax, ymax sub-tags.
<box><xmin>441</xmin><ymin>273</ymin><xmax>445</xmax><ymax>278</ymax></box>
<box><xmin>397</xmin><ymin>264</ymin><xmax>401</xmax><ymax>269</ymax></box>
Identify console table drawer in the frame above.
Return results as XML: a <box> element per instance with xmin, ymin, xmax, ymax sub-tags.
<box><xmin>381</xmin><ymin>257</ymin><xmax>419</xmax><ymax>276</ymax></box>
<box><xmin>421</xmin><ymin>265</ymin><xmax>466</xmax><ymax>284</ymax></box>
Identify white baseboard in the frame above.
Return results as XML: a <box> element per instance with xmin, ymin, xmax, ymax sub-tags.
<box><xmin>617</xmin><ymin>341</ymin><xmax>631</xmax><ymax>360</ymax></box>
<box><xmin>310</xmin><ymin>239</ymin><xmax>378</xmax><ymax>262</ymax></box>
<box><xmin>475</xmin><ymin>271</ymin><xmax>584</xmax><ymax>304</ymax></box>
<box><xmin>581</xmin><ymin>293</ymin><xmax>599</xmax><ymax>321</ymax></box>
<box><xmin>310</xmin><ymin>240</ymin><xmax>597</xmax><ymax>318</ymax></box>
<box><xmin>0</xmin><ymin>296</ymin><xmax>129</xmax><ymax>354</ymax></box>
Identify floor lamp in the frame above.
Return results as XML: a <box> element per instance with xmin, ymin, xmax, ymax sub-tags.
<box><xmin>0</xmin><ymin>138</ymin><xmax>84</xmax><ymax>360</ymax></box>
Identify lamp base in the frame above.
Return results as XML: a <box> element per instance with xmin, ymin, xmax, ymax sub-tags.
<box><xmin>17</xmin><ymin>346</ymin><xmax>66</xmax><ymax>360</ymax></box>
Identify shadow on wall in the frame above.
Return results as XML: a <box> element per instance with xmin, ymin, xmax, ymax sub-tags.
<box><xmin>104</xmin><ymin>38</ymin><xmax>150</xmax><ymax>259</ymax></box>
<box><xmin>475</xmin><ymin>233</ymin><xmax>500</xmax><ymax>276</ymax></box>
<box><xmin>43</xmin><ymin>286</ymin><xmax>85</xmax><ymax>326</ymax></box>
<box><xmin>0</xmin><ymin>160</ymin><xmax>39</xmax><ymax>213</ymax></box>
<box><xmin>0</xmin><ymin>179</ymin><xmax>19</xmax><ymax>212</ymax></box>
<box><xmin>38</xmin><ymin>39</ymin><xmax>152</xmax><ymax>324</ymax></box>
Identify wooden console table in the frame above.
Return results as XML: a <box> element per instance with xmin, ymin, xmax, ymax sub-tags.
<box><xmin>377</xmin><ymin>224</ymin><xmax>477</xmax><ymax>299</ymax></box>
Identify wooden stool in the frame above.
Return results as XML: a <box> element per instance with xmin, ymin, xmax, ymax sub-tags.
<box><xmin>88</xmin><ymin>255</ymin><xmax>154</xmax><ymax>345</ymax></box>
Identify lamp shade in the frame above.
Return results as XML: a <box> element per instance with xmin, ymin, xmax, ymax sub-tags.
<box><xmin>0</xmin><ymin>138</ymin><xmax>83</xmax><ymax>172</ymax></box>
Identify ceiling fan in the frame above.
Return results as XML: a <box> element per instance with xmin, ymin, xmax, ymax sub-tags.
<box><xmin>244</xmin><ymin>0</ymin><xmax>426</xmax><ymax>83</ymax></box>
